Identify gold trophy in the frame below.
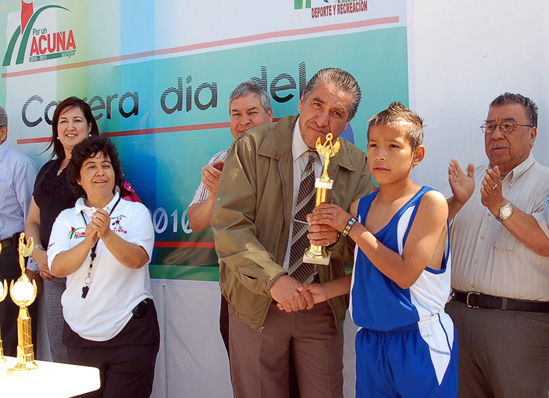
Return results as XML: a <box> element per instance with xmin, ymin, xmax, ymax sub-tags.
<box><xmin>304</xmin><ymin>133</ymin><xmax>341</xmax><ymax>265</ymax></box>
<box><xmin>8</xmin><ymin>233</ymin><xmax>38</xmax><ymax>372</ymax></box>
<box><xmin>0</xmin><ymin>241</ymin><xmax>7</xmax><ymax>365</ymax></box>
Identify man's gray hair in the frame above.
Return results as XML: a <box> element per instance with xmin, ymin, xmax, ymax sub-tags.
<box><xmin>490</xmin><ymin>92</ymin><xmax>538</xmax><ymax>127</ymax></box>
<box><xmin>0</xmin><ymin>106</ymin><xmax>7</xmax><ymax>128</ymax></box>
<box><xmin>301</xmin><ymin>68</ymin><xmax>362</xmax><ymax>121</ymax></box>
<box><xmin>229</xmin><ymin>80</ymin><xmax>272</xmax><ymax>113</ymax></box>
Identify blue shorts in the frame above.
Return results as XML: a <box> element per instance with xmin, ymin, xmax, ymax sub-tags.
<box><xmin>356</xmin><ymin>313</ymin><xmax>458</xmax><ymax>398</ymax></box>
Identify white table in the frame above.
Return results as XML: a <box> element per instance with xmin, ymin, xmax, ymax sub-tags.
<box><xmin>0</xmin><ymin>356</ymin><xmax>100</xmax><ymax>397</ymax></box>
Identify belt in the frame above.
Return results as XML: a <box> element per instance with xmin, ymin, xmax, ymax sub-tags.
<box><xmin>132</xmin><ymin>298</ymin><xmax>151</xmax><ymax>318</ymax></box>
<box><xmin>0</xmin><ymin>232</ymin><xmax>22</xmax><ymax>249</ymax></box>
<box><xmin>454</xmin><ymin>291</ymin><xmax>549</xmax><ymax>313</ymax></box>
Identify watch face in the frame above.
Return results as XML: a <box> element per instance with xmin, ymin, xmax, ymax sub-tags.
<box><xmin>499</xmin><ymin>202</ymin><xmax>514</xmax><ymax>221</ymax></box>
<box><xmin>501</xmin><ymin>207</ymin><xmax>512</xmax><ymax>218</ymax></box>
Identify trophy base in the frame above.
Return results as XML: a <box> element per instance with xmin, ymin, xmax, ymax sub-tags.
<box><xmin>9</xmin><ymin>344</ymin><xmax>38</xmax><ymax>372</ymax></box>
<box><xmin>8</xmin><ymin>360</ymin><xmax>38</xmax><ymax>373</ymax></box>
<box><xmin>303</xmin><ymin>251</ymin><xmax>331</xmax><ymax>265</ymax></box>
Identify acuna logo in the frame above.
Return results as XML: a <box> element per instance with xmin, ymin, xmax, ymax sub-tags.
<box><xmin>2</xmin><ymin>1</ymin><xmax>76</xmax><ymax>66</ymax></box>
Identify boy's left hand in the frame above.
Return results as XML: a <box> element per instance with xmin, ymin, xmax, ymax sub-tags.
<box><xmin>307</xmin><ymin>204</ymin><xmax>353</xmax><ymax>246</ymax></box>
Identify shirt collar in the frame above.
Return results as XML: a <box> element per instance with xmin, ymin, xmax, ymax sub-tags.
<box><xmin>500</xmin><ymin>152</ymin><xmax>535</xmax><ymax>184</ymax></box>
<box><xmin>75</xmin><ymin>192</ymin><xmax>120</xmax><ymax>215</ymax></box>
<box><xmin>292</xmin><ymin>117</ymin><xmax>315</xmax><ymax>161</ymax></box>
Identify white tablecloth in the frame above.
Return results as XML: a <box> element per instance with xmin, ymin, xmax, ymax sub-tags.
<box><xmin>0</xmin><ymin>356</ymin><xmax>100</xmax><ymax>398</ymax></box>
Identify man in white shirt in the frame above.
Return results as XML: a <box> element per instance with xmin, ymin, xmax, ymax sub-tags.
<box><xmin>447</xmin><ymin>93</ymin><xmax>549</xmax><ymax>397</ymax></box>
<box><xmin>188</xmin><ymin>81</ymin><xmax>273</xmax><ymax>234</ymax></box>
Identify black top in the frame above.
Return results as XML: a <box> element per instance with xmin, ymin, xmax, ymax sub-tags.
<box><xmin>33</xmin><ymin>159</ymin><xmax>77</xmax><ymax>247</ymax></box>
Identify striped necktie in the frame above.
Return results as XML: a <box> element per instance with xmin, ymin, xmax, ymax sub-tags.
<box><xmin>288</xmin><ymin>150</ymin><xmax>317</xmax><ymax>283</ymax></box>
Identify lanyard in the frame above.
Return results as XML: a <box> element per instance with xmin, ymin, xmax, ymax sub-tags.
<box><xmin>79</xmin><ymin>196</ymin><xmax>121</xmax><ymax>299</ymax></box>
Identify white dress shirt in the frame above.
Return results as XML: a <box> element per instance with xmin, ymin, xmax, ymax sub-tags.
<box><xmin>450</xmin><ymin>153</ymin><xmax>549</xmax><ymax>301</ymax></box>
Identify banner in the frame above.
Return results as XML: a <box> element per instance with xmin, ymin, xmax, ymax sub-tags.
<box><xmin>1</xmin><ymin>0</ymin><xmax>410</xmax><ymax>281</ymax></box>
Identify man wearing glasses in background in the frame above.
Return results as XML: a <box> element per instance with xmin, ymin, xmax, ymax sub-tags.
<box><xmin>446</xmin><ymin>93</ymin><xmax>549</xmax><ymax>397</ymax></box>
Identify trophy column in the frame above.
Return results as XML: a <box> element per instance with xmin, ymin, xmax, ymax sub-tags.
<box><xmin>303</xmin><ymin>177</ymin><xmax>333</xmax><ymax>264</ymax></box>
<box><xmin>11</xmin><ymin>293</ymin><xmax>37</xmax><ymax>370</ymax></box>
<box><xmin>8</xmin><ymin>233</ymin><xmax>38</xmax><ymax>372</ymax></box>
<box><xmin>303</xmin><ymin>133</ymin><xmax>341</xmax><ymax>265</ymax></box>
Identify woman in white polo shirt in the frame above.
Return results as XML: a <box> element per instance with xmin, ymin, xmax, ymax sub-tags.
<box><xmin>48</xmin><ymin>136</ymin><xmax>158</xmax><ymax>398</ymax></box>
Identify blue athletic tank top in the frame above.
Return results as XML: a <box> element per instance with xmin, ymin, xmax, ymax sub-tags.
<box><xmin>349</xmin><ymin>186</ymin><xmax>452</xmax><ymax>331</ymax></box>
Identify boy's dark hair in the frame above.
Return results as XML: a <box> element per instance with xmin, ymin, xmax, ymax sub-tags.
<box><xmin>47</xmin><ymin>96</ymin><xmax>100</xmax><ymax>160</ymax></box>
<box><xmin>368</xmin><ymin>101</ymin><xmax>424</xmax><ymax>151</ymax></box>
<box><xmin>68</xmin><ymin>136</ymin><xmax>121</xmax><ymax>199</ymax></box>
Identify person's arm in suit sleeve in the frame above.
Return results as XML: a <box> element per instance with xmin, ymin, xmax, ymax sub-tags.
<box><xmin>212</xmin><ymin>136</ymin><xmax>286</xmax><ymax>297</ymax></box>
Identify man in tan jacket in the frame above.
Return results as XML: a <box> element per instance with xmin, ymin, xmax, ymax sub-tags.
<box><xmin>212</xmin><ymin>68</ymin><xmax>373</xmax><ymax>398</ymax></box>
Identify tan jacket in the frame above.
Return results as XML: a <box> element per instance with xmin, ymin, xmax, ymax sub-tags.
<box><xmin>212</xmin><ymin>115</ymin><xmax>373</xmax><ymax>332</ymax></box>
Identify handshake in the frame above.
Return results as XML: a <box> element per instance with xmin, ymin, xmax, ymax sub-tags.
<box><xmin>271</xmin><ymin>274</ymin><xmax>327</xmax><ymax>313</ymax></box>
<box><xmin>270</xmin><ymin>203</ymin><xmax>351</xmax><ymax>312</ymax></box>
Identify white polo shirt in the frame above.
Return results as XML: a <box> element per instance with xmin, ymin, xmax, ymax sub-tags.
<box><xmin>48</xmin><ymin>193</ymin><xmax>155</xmax><ymax>341</ymax></box>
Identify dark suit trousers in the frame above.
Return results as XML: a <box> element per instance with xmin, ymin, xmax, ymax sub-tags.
<box><xmin>446</xmin><ymin>299</ymin><xmax>549</xmax><ymax>398</ymax></box>
<box><xmin>229</xmin><ymin>301</ymin><xmax>344</xmax><ymax>398</ymax></box>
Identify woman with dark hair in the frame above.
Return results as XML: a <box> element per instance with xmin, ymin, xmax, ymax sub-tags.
<box><xmin>25</xmin><ymin>96</ymin><xmax>100</xmax><ymax>362</ymax></box>
<box><xmin>48</xmin><ymin>136</ymin><xmax>159</xmax><ymax>398</ymax></box>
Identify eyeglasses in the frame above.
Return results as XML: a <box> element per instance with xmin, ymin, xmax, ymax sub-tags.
<box><xmin>480</xmin><ymin>122</ymin><xmax>532</xmax><ymax>134</ymax></box>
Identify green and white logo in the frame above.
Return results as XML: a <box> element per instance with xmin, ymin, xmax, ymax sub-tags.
<box><xmin>3</xmin><ymin>2</ymin><xmax>74</xmax><ymax>66</ymax></box>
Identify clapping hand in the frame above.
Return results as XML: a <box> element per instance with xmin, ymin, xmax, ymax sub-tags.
<box><xmin>480</xmin><ymin>166</ymin><xmax>505</xmax><ymax>212</ymax></box>
<box><xmin>448</xmin><ymin>159</ymin><xmax>475</xmax><ymax>205</ymax></box>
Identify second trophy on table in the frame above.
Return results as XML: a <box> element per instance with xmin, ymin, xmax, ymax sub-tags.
<box><xmin>9</xmin><ymin>233</ymin><xmax>38</xmax><ymax>372</ymax></box>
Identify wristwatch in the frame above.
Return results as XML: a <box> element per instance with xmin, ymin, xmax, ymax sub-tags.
<box><xmin>496</xmin><ymin>201</ymin><xmax>514</xmax><ymax>222</ymax></box>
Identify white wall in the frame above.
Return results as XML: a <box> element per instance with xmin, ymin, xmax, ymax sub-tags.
<box><xmin>412</xmin><ymin>0</ymin><xmax>549</xmax><ymax>191</ymax></box>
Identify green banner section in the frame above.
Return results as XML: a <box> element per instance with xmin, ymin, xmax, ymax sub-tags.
<box><xmin>149</xmin><ymin>264</ymin><xmax>220</xmax><ymax>282</ymax></box>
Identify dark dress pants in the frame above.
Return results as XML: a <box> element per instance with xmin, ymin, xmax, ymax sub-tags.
<box><xmin>64</xmin><ymin>299</ymin><xmax>160</xmax><ymax>398</ymax></box>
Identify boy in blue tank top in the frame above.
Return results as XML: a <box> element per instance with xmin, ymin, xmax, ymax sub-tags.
<box><xmin>304</xmin><ymin>102</ymin><xmax>458</xmax><ymax>397</ymax></box>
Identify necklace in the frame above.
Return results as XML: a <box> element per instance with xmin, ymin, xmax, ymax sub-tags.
<box><xmin>79</xmin><ymin>196</ymin><xmax>121</xmax><ymax>299</ymax></box>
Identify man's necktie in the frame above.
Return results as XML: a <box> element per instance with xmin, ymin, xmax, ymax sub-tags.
<box><xmin>288</xmin><ymin>150</ymin><xmax>317</xmax><ymax>283</ymax></box>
